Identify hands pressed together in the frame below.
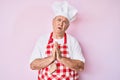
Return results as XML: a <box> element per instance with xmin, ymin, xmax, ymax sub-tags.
<box><xmin>51</xmin><ymin>42</ymin><xmax>62</xmax><ymax>61</ymax></box>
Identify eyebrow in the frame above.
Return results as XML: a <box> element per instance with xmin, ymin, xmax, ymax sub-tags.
<box><xmin>56</xmin><ymin>17</ymin><xmax>67</xmax><ymax>21</ymax></box>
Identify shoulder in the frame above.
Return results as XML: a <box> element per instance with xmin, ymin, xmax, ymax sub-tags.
<box><xmin>38</xmin><ymin>33</ymin><xmax>50</xmax><ymax>41</ymax></box>
<box><xmin>36</xmin><ymin>33</ymin><xmax>50</xmax><ymax>45</ymax></box>
<box><xmin>66</xmin><ymin>33</ymin><xmax>81</xmax><ymax>49</ymax></box>
<box><xmin>66</xmin><ymin>33</ymin><xmax>79</xmax><ymax>43</ymax></box>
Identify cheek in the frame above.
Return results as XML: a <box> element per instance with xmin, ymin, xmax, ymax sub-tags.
<box><xmin>53</xmin><ymin>21</ymin><xmax>57</xmax><ymax>27</ymax></box>
<box><xmin>64</xmin><ymin>26</ymin><xmax>68</xmax><ymax>30</ymax></box>
<box><xmin>52</xmin><ymin>22</ymin><xmax>56</xmax><ymax>28</ymax></box>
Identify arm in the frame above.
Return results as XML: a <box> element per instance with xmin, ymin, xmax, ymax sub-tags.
<box><xmin>58</xmin><ymin>57</ymin><xmax>84</xmax><ymax>71</ymax></box>
<box><xmin>30</xmin><ymin>56</ymin><xmax>54</xmax><ymax>70</ymax></box>
<box><xmin>30</xmin><ymin>45</ymin><xmax>56</xmax><ymax>70</ymax></box>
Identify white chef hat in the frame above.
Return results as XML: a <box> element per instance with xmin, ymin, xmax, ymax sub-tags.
<box><xmin>52</xmin><ymin>1</ymin><xmax>78</xmax><ymax>22</ymax></box>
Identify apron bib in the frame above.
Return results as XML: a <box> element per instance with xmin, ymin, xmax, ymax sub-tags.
<box><xmin>38</xmin><ymin>33</ymin><xmax>79</xmax><ymax>80</ymax></box>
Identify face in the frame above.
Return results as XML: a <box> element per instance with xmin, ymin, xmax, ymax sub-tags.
<box><xmin>52</xmin><ymin>16</ymin><xmax>69</xmax><ymax>34</ymax></box>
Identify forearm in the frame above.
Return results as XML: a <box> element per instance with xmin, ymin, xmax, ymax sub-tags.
<box><xmin>30</xmin><ymin>56</ymin><xmax>54</xmax><ymax>70</ymax></box>
<box><xmin>58</xmin><ymin>57</ymin><xmax>84</xmax><ymax>71</ymax></box>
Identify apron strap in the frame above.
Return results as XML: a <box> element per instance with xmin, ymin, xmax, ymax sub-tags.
<box><xmin>48</xmin><ymin>32</ymin><xmax>67</xmax><ymax>44</ymax></box>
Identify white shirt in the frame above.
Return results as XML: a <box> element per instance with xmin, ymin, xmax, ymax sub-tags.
<box><xmin>29</xmin><ymin>33</ymin><xmax>85</xmax><ymax>64</ymax></box>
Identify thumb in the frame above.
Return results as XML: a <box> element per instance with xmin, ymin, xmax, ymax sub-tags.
<box><xmin>54</xmin><ymin>41</ymin><xmax>58</xmax><ymax>48</ymax></box>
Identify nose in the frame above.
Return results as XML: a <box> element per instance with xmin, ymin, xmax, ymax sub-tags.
<box><xmin>59</xmin><ymin>21</ymin><xmax>63</xmax><ymax>26</ymax></box>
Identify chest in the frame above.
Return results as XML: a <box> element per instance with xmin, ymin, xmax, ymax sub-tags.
<box><xmin>46</xmin><ymin>43</ymin><xmax>69</xmax><ymax>57</ymax></box>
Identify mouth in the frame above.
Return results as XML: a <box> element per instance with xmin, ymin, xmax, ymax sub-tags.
<box><xmin>57</xmin><ymin>27</ymin><xmax>62</xmax><ymax>30</ymax></box>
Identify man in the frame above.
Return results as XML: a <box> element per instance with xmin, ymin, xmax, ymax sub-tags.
<box><xmin>30</xmin><ymin>1</ymin><xmax>85</xmax><ymax>80</ymax></box>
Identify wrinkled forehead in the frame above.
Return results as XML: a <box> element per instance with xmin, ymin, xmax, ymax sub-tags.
<box><xmin>54</xmin><ymin>15</ymin><xmax>69</xmax><ymax>22</ymax></box>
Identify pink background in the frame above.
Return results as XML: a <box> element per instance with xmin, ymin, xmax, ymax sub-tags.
<box><xmin>0</xmin><ymin>0</ymin><xmax>120</xmax><ymax>80</ymax></box>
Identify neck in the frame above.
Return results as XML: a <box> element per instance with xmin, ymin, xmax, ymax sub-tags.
<box><xmin>53</xmin><ymin>32</ymin><xmax>65</xmax><ymax>39</ymax></box>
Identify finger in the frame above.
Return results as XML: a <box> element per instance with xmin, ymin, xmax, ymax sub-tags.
<box><xmin>52</xmin><ymin>47</ymin><xmax>55</xmax><ymax>53</ymax></box>
<box><xmin>53</xmin><ymin>43</ymin><xmax>58</xmax><ymax>52</ymax></box>
<box><xmin>54</xmin><ymin>42</ymin><xmax>58</xmax><ymax>48</ymax></box>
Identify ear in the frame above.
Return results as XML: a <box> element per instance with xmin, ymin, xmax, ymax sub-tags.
<box><xmin>52</xmin><ymin>18</ymin><xmax>55</xmax><ymax>25</ymax></box>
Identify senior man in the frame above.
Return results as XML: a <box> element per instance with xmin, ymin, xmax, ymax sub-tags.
<box><xmin>30</xmin><ymin>1</ymin><xmax>85</xmax><ymax>80</ymax></box>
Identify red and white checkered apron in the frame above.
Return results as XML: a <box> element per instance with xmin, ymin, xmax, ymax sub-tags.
<box><xmin>38</xmin><ymin>33</ymin><xmax>79</xmax><ymax>80</ymax></box>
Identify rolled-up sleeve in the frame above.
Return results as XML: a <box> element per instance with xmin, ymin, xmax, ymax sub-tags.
<box><xmin>71</xmin><ymin>38</ymin><xmax>85</xmax><ymax>63</ymax></box>
<box><xmin>29</xmin><ymin>40</ymin><xmax>42</xmax><ymax>64</ymax></box>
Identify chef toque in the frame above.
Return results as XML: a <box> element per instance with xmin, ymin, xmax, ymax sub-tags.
<box><xmin>52</xmin><ymin>1</ymin><xmax>78</xmax><ymax>22</ymax></box>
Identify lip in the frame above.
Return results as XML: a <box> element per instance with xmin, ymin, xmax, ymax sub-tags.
<box><xmin>58</xmin><ymin>27</ymin><xmax>62</xmax><ymax>29</ymax></box>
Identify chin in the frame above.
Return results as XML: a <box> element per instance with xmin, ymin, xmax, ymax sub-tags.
<box><xmin>56</xmin><ymin>32</ymin><xmax>62</xmax><ymax>34</ymax></box>
<box><xmin>55</xmin><ymin>31</ymin><xmax>62</xmax><ymax>34</ymax></box>
<box><xmin>54</xmin><ymin>30</ymin><xmax>64</xmax><ymax>34</ymax></box>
